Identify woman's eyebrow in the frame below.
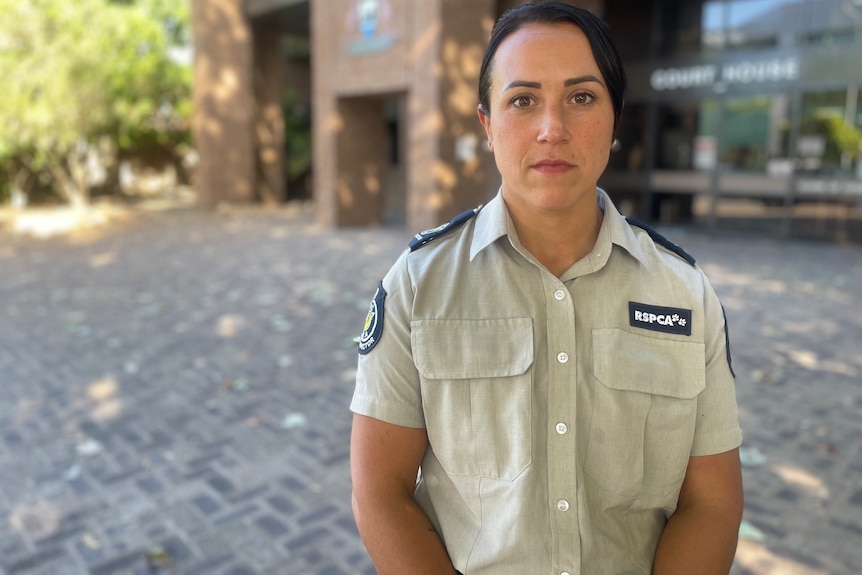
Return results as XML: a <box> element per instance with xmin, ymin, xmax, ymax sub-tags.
<box><xmin>564</xmin><ymin>75</ymin><xmax>604</xmax><ymax>87</ymax></box>
<box><xmin>502</xmin><ymin>75</ymin><xmax>605</xmax><ymax>92</ymax></box>
<box><xmin>502</xmin><ymin>80</ymin><xmax>541</xmax><ymax>91</ymax></box>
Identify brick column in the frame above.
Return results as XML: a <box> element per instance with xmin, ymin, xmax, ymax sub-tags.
<box><xmin>191</xmin><ymin>0</ymin><xmax>256</xmax><ymax>207</ymax></box>
<box><xmin>435</xmin><ymin>0</ymin><xmax>497</xmax><ymax>221</ymax></box>
<box><xmin>253</xmin><ymin>23</ymin><xmax>286</xmax><ymax>205</ymax></box>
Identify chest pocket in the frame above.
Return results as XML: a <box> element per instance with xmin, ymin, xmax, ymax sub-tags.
<box><xmin>412</xmin><ymin>318</ymin><xmax>534</xmax><ymax>481</ymax></box>
<box><xmin>586</xmin><ymin>328</ymin><xmax>705</xmax><ymax>507</ymax></box>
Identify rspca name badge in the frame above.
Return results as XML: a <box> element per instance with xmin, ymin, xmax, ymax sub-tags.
<box><xmin>629</xmin><ymin>302</ymin><xmax>692</xmax><ymax>336</ymax></box>
<box><xmin>358</xmin><ymin>281</ymin><xmax>386</xmax><ymax>355</ymax></box>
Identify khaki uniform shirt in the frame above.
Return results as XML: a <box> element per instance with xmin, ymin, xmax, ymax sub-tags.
<box><xmin>351</xmin><ymin>189</ymin><xmax>742</xmax><ymax>575</ymax></box>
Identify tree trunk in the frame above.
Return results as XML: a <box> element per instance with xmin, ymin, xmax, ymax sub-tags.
<box><xmin>47</xmin><ymin>155</ymin><xmax>89</xmax><ymax>210</ymax></box>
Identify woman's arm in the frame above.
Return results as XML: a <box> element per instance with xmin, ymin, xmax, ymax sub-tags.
<box><xmin>351</xmin><ymin>413</ymin><xmax>458</xmax><ymax>575</ymax></box>
<box><xmin>653</xmin><ymin>448</ymin><xmax>744</xmax><ymax>575</ymax></box>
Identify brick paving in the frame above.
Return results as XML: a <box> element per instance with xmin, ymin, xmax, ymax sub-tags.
<box><xmin>0</xmin><ymin>204</ymin><xmax>860</xmax><ymax>574</ymax></box>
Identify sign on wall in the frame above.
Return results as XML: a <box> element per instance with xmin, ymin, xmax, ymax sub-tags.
<box><xmin>345</xmin><ymin>0</ymin><xmax>396</xmax><ymax>56</ymax></box>
<box><xmin>650</xmin><ymin>57</ymin><xmax>799</xmax><ymax>91</ymax></box>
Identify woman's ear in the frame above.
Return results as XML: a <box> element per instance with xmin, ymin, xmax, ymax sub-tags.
<box><xmin>478</xmin><ymin>106</ymin><xmax>493</xmax><ymax>152</ymax></box>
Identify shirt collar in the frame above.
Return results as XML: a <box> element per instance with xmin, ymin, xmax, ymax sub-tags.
<box><xmin>470</xmin><ymin>187</ymin><xmax>649</xmax><ymax>268</ymax></box>
<box><xmin>469</xmin><ymin>189</ymin><xmax>510</xmax><ymax>261</ymax></box>
<box><xmin>598</xmin><ymin>187</ymin><xmax>649</xmax><ymax>267</ymax></box>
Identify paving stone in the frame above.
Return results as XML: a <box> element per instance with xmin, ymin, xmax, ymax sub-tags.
<box><xmin>254</xmin><ymin>515</ymin><xmax>289</xmax><ymax>538</ymax></box>
<box><xmin>135</xmin><ymin>475</ymin><xmax>165</xmax><ymax>495</ymax></box>
<box><xmin>769</xmin><ymin>544</ymin><xmax>826</xmax><ymax>569</ymax></box>
<box><xmin>265</xmin><ymin>494</ymin><xmax>298</xmax><ymax>517</ymax></box>
<box><xmin>191</xmin><ymin>494</ymin><xmax>222</xmax><ymax>516</ymax></box>
<box><xmin>227</xmin><ymin>485</ymin><xmax>270</xmax><ymax>505</ymax></box>
<box><xmin>297</xmin><ymin>504</ymin><xmax>338</xmax><ymax>527</ymax></box>
<box><xmin>179</xmin><ymin>554</ymin><xmax>234</xmax><ymax>575</ymax></box>
<box><xmin>284</xmin><ymin>526</ymin><xmax>328</xmax><ymax>552</ymax></box>
<box><xmin>775</xmin><ymin>488</ymin><xmax>799</xmax><ymax>502</ymax></box>
<box><xmin>206</xmin><ymin>472</ymin><xmax>236</xmax><ymax>496</ymax></box>
<box><xmin>219</xmin><ymin>522</ymin><xmax>288</xmax><ymax>571</ymax></box>
<box><xmin>213</xmin><ymin>503</ymin><xmax>259</xmax><ymax>528</ymax></box>
<box><xmin>164</xmin><ymin>503</ymin><xmax>209</xmax><ymax>537</ymax></box>
<box><xmin>829</xmin><ymin>518</ymin><xmax>862</xmax><ymax>537</ymax></box>
<box><xmin>3</xmin><ymin>548</ymin><xmax>66</xmax><ymax>574</ymax></box>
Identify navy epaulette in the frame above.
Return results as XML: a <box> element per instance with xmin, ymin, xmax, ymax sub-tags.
<box><xmin>626</xmin><ymin>216</ymin><xmax>696</xmax><ymax>267</ymax></box>
<box><xmin>408</xmin><ymin>205</ymin><xmax>482</xmax><ymax>251</ymax></box>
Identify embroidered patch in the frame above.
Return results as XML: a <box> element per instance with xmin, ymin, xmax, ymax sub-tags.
<box><xmin>629</xmin><ymin>302</ymin><xmax>692</xmax><ymax>336</ymax></box>
<box><xmin>358</xmin><ymin>281</ymin><xmax>386</xmax><ymax>355</ymax></box>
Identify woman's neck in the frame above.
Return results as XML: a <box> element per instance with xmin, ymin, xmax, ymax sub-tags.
<box><xmin>506</xmin><ymin>196</ymin><xmax>603</xmax><ymax>278</ymax></box>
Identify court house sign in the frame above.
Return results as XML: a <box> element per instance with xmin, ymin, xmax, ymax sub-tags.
<box><xmin>650</xmin><ymin>57</ymin><xmax>799</xmax><ymax>91</ymax></box>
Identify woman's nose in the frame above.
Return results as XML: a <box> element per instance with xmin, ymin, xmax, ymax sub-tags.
<box><xmin>536</xmin><ymin>105</ymin><xmax>570</xmax><ymax>143</ymax></box>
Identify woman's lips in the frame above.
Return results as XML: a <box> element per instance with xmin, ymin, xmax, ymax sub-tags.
<box><xmin>531</xmin><ymin>160</ymin><xmax>575</xmax><ymax>174</ymax></box>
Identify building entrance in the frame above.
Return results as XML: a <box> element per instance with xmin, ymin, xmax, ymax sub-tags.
<box><xmin>334</xmin><ymin>93</ymin><xmax>407</xmax><ymax>226</ymax></box>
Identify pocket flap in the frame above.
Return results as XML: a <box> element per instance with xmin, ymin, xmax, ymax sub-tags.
<box><xmin>593</xmin><ymin>328</ymin><xmax>705</xmax><ymax>398</ymax></box>
<box><xmin>412</xmin><ymin>318</ymin><xmax>534</xmax><ymax>379</ymax></box>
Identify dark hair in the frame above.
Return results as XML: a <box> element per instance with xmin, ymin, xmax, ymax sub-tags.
<box><xmin>477</xmin><ymin>1</ymin><xmax>627</xmax><ymax>133</ymax></box>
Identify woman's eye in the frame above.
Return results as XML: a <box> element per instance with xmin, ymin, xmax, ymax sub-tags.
<box><xmin>572</xmin><ymin>93</ymin><xmax>595</xmax><ymax>105</ymax></box>
<box><xmin>512</xmin><ymin>96</ymin><xmax>533</xmax><ymax>108</ymax></box>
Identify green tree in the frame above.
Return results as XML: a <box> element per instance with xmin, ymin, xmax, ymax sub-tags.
<box><xmin>0</xmin><ymin>0</ymin><xmax>191</xmax><ymax>207</ymax></box>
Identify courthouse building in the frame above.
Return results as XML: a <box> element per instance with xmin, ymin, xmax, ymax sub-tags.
<box><xmin>191</xmin><ymin>0</ymin><xmax>862</xmax><ymax>236</ymax></box>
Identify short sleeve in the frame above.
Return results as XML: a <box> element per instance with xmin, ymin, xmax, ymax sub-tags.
<box><xmin>690</xmin><ymin>272</ymin><xmax>743</xmax><ymax>456</ymax></box>
<box><xmin>350</xmin><ymin>251</ymin><xmax>426</xmax><ymax>428</ymax></box>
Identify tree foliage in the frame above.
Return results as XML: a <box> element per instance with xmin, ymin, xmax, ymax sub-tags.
<box><xmin>802</xmin><ymin>112</ymin><xmax>862</xmax><ymax>172</ymax></box>
<box><xmin>0</xmin><ymin>0</ymin><xmax>191</xmax><ymax>206</ymax></box>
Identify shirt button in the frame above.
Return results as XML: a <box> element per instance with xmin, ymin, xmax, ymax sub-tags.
<box><xmin>554</xmin><ymin>289</ymin><xmax>566</xmax><ymax>301</ymax></box>
<box><xmin>555</xmin><ymin>422</ymin><xmax>568</xmax><ymax>435</ymax></box>
<box><xmin>557</xmin><ymin>499</ymin><xmax>570</xmax><ymax>512</ymax></box>
<box><xmin>557</xmin><ymin>352</ymin><xmax>569</xmax><ymax>364</ymax></box>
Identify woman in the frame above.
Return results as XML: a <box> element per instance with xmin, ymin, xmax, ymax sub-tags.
<box><xmin>350</xmin><ymin>3</ymin><xmax>743</xmax><ymax>574</ymax></box>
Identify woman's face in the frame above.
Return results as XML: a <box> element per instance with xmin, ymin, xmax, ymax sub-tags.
<box><xmin>479</xmin><ymin>22</ymin><xmax>615</xmax><ymax>217</ymax></box>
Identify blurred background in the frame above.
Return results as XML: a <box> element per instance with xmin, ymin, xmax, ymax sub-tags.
<box><xmin>2</xmin><ymin>0</ymin><xmax>861</xmax><ymax>241</ymax></box>
<box><xmin>1</xmin><ymin>1</ymin><xmax>861</xmax><ymax>574</ymax></box>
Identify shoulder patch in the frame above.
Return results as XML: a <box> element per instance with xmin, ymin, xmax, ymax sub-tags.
<box><xmin>358</xmin><ymin>281</ymin><xmax>386</xmax><ymax>355</ymax></box>
<box><xmin>625</xmin><ymin>216</ymin><xmax>696</xmax><ymax>267</ymax></box>
<box><xmin>408</xmin><ymin>205</ymin><xmax>482</xmax><ymax>252</ymax></box>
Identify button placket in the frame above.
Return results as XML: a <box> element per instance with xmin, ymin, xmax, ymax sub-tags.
<box><xmin>543</xmin><ymin>274</ymin><xmax>580</xmax><ymax>569</ymax></box>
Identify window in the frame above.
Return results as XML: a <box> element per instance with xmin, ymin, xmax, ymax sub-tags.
<box><xmin>721</xmin><ymin>94</ymin><xmax>791</xmax><ymax>172</ymax></box>
<box><xmin>660</xmin><ymin>0</ymin><xmax>810</xmax><ymax>56</ymax></box>
<box><xmin>725</xmin><ymin>0</ymin><xmax>802</xmax><ymax>51</ymax></box>
<box><xmin>655</xmin><ymin>101</ymin><xmax>720</xmax><ymax>170</ymax></box>
<box><xmin>660</xmin><ymin>0</ymin><xmax>714</xmax><ymax>57</ymax></box>
<box><xmin>802</xmin><ymin>0</ymin><xmax>862</xmax><ymax>45</ymax></box>
<box><xmin>702</xmin><ymin>1</ymin><xmax>726</xmax><ymax>50</ymax></box>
